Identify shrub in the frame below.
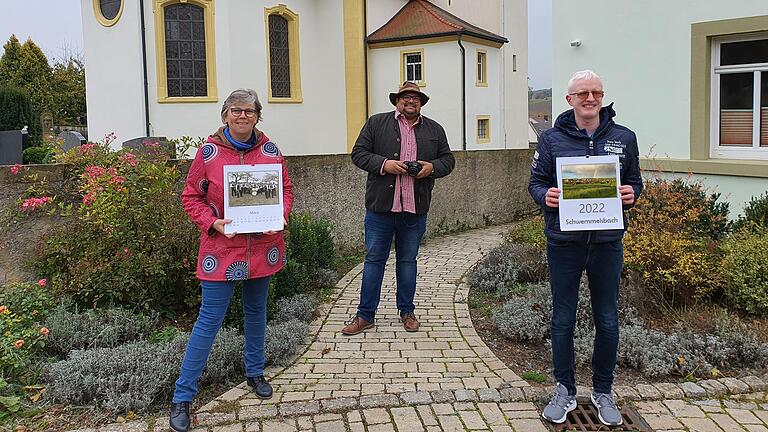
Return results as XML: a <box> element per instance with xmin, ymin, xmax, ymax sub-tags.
<box><xmin>734</xmin><ymin>192</ymin><xmax>768</xmax><ymax>230</ymax></box>
<box><xmin>44</xmin><ymin>305</ymin><xmax>159</xmax><ymax>355</ymax></box>
<box><xmin>721</xmin><ymin>226</ymin><xmax>768</xmax><ymax>316</ymax></box>
<box><xmin>0</xmin><ymin>86</ymin><xmax>33</xmax><ymax>133</ymax></box>
<box><xmin>624</xmin><ymin>178</ymin><xmax>728</xmax><ymax>306</ymax></box>
<box><xmin>264</xmin><ymin>319</ymin><xmax>309</xmax><ymax>366</ymax></box>
<box><xmin>32</xmin><ymin>139</ymin><xmax>200</xmax><ymax>314</ymax></box>
<box><xmin>45</xmin><ymin>328</ymin><xmax>243</xmax><ymax>413</ymax></box>
<box><xmin>22</xmin><ymin>142</ymin><xmax>55</xmax><ymax>164</ymax></box>
<box><xmin>0</xmin><ymin>282</ymin><xmax>54</xmax><ymax>380</ymax></box>
<box><xmin>502</xmin><ymin>216</ymin><xmax>546</xmax><ymax>250</ymax></box>
<box><xmin>469</xmin><ymin>242</ymin><xmax>547</xmax><ymax>296</ymax></box>
<box><xmin>493</xmin><ymin>284</ymin><xmax>551</xmax><ymax>342</ymax></box>
<box><xmin>272</xmin><ymin>294</ymin><xmax>317</xmax><ymax>324</ymax></box>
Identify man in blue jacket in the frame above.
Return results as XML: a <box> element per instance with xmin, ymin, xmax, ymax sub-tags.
<box><xmin>529</xmin><ymin>70</ymin><xmax>643</xmax><ymax>426</ymax></box>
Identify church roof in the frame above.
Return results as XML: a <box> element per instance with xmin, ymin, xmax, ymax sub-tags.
<box><xmin>367</xmin><ymin>0</ymin><xmax>508</xmax><ymax>45</ymax></box>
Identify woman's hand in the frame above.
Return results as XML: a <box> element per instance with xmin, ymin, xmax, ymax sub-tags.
<box><xmin>263</xmin><ymin>217</ymin><xmax>287</xmax><ymax>236</ymax></box>
<box><xmin>212</xmin><ymin>218</ymin><xmax>236</xmax><ymax>238</ymax></box>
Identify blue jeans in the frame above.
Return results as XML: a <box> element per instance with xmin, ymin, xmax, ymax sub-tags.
<box><xmin>173</xmin><ymin>277</ymin><xmax>270</xmax><ymax>403</ymax></box>
<box><xmin>547</xmin><ymin>240</ymin><xmax>623</xmax><ymax>395</ymax></box>
<box><xmin>356</xmin><ymin>210</ymin><xmax>427</xmax><ymax>323</ymax></box>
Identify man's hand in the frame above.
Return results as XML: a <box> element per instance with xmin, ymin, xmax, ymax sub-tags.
<box><xmin>212</xmin><ymin>218</ymin><xmax>236</xmax><ymax>238</ymax></box>
<box><xmin>415</xmin><ymin>160</ymin><xmax>434</xmax><ymax>179</ymax></box>
<box><xmin>383</xmin><ymin>160</ymin><xmax>407</xmax><ymax>175</ymax></box>
<box><xmin>619</xmin><ymin>185</ymin><xmax>636</xmax><ymax>205</ymax></box>
<box><xmin>545</xmin><ymin>187</ymin><xmax>561</xmax><ymax>208</ymax></box>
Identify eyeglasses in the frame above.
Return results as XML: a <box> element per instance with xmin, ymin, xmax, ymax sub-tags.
<box><xmin>229</xmin><ymin>108</ymin><xmax>258</xmax><ymax>118</ymax></box>
<box><xmin>399</xmin><ymin>94</ymin><xmax>421</xmax><ymax>103</ymax></box>
<box><xmin>568</xmin><ymin>90</ymin><xmax>605</xmax><ymax>100</ymax></box>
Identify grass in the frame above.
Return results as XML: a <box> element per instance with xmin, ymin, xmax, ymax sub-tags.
<box><xmin>467</xmin><ymin>290</ymin><xmax>498</xmax><ymax>318</ymax></box>
<box><xmin>562</xmin><ymin>179</ymin><xmax>617</xmax><ymax>199</ymax></box>
<box><xmin>521</xmin><ymin>371</ymin><xmax>547</xmax><ymax>383</ymax></box>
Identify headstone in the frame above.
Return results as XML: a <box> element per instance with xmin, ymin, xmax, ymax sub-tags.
<box><xmin>0</xmin><ymin>130</ymin><xmax>24</xmax><ymax>165</ymax></box>
<box><xmin>122</xmin><ymin>136</ymin><xmax>175</xmax><ymax>158</ymax></box>
<box><xmin>41</xmin><ymin>112</ymin><xmax>54</xmax><ymax>135</ymax></box>
<box><xmin>59</xmin><ymin>131</ymin><xmax>87</xmax><ymax>151</ymax></box>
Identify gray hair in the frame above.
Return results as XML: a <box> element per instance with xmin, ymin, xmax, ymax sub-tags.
<box><xmin>221</xmin><ymin>88</ymin><xmax>262</xmax><ymax>123</ymax></box>
<box><xmin>567</xmin><ymin>70</ymin><xmax>603</xmax><ymax>93</ymax></box>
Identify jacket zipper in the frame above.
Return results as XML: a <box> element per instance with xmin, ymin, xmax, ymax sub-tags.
<box><xmin>240</xmin><ymin>150</ymin><xmax>250</xmax><ymax>278</ymax></box>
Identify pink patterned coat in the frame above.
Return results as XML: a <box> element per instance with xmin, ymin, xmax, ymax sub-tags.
<box><xmin>182</xmin><ymin>127</ymin><xmax>294</xmax><ymax>281</ymax></box>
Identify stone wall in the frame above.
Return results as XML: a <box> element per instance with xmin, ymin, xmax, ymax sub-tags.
<box><xmin>0</xmin><ymin>149</ymin><xmax>537</xmax><ymax>283</ymax></box>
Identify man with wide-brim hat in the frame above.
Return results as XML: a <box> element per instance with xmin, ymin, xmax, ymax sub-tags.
<box><xmin>343</xmin><ymin>81</ymin><xmax>455</xmax><ymax>336</ymax></box>
<box><xmin>388</xmin><ymin>81</ymin><xmax>430</xmax><ymax>106</ymax></box>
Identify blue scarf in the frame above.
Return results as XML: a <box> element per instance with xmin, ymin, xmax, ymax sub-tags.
<box><xmin>223</xmin><ymin>127</ymin><xmax>257</xmax><ymax>151</ymax></box>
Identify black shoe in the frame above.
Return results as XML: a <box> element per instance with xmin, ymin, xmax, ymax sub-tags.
<box><xmin>169</xmin><ymin>401</ymin><xmax>190</xmax><ymax>432</ymax></box>
<box><xmin>247</xmin><ymin>375</ymin><xmax>273</xmax><ymax>399</ymax></box>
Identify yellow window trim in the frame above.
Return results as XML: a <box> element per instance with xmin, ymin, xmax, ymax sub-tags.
<box><xmin>690</xmin><ymin>15</ymin><xmax>768</xmax><ymax>163</ymax></box>
<box><xmin>265</xmin><ymin>5</ymin><xmax>303</xmax><ymax>104</ymax></box>
<box><xmin>152</xmin><ymin>0</ymin><xmax>218</xmax><ymax>104</ymax></box>
<box><xmin>476</xmin><ymin>115</ymin><xmax>490</xmax><ymax>144</ymax></box>
<box><xmin>400</xmin><ymin>48</ymin><xmax>426</xmax><ymax>87</ymax></box>
<box><xmin>93</xmin><ymin>0</ymin><xmax>124</xmax><ymax>27</ymax></box>
<box><xmin>476</xmin><ymin>49</ymin><xmax>488</xmax><ymax>87</ymax></box>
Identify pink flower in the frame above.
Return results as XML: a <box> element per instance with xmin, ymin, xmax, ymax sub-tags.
<box><xmin>37</xmin><ymin>279</ymin><xmax>47</xmax><ymax>287</ymax></box>
<box><xmin>109</xmin><ymin>175</ymin><xmax>126</xmax><ymax>185</ymax></box>
<box><xmin>82</xmin><ymin>192</ymin><xmax>95</xmax><ymax>205</ymax></box>
<box><xmin>10</xmin><ymin>164</ymin><xmax>21</xmax><ymax>175</ymax></box>
<box><xmin>21</xmin><ymin>196</ymin><xmax>52</xmax><ymax>212</ymax></box>
<box><xmin>104</xmin><ymin>132</ymin><xmax>117</xmax><ymax>145</ymax></box>
<box><xmin>119</xmin><ymin>153</ymin><xmax>139</xmax><ymax>167</ymax></box>
<box><xmin>13</xmin><ymin>340</ymin><xmax>24</xmax><ymax>349</ymax></box>
<box><xmin>40</xmin><ymin>327</ymin><xmax>49</xmax><ymax>336</ymax></box>
<box><xmin>124</xmin><ymin>248</ymin><xmax>129</xmax><ymax>254</ymax></box>
<box><xmin>85</xmin><ymin>165</ymin><xmax>106</xmax><ymax>179</ymax></box>
<box><xmin>0</xmin><ymin>306</ymin><xmax>8</xmax><ymax>314</ymax></box>
<box><xmin>79</xmin><ymin>143</ymin><xmax>95</xmax><ymax>153</ymax></box>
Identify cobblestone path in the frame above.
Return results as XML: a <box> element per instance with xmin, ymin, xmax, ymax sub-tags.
<box><xmin>81</xmin><ymin>225</ymin><xmax>768</xmax><ymax>432</ymax></box>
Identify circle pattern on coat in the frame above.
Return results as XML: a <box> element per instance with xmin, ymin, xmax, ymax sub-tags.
<box><xmin>267</xmin><ymin>247</ymin><xmax>280</xmax><ymax>266</ymax></box>
<box><xmin>201</xmin><ymin>143</ymin><xmax>218</xmax><ymax>162</ymax></box>
<box><xmin>261</xmin><ymin>141</ymin><xmax>280</xmax><ymax>158</ymax></box>
<box><xmin>226</xmin><ymin>261</ymin><xmax>249</xmax><ymax>281</ymax></box>
<box><xmin>209</xmin><ymin>202</ymin><xmax>219</xmax><ymax>218</ymax></box>
<box><xmin>198</xmin><ymin>179</ymin><xmax>209</xmax><ymax>193</ymax></box>
<box><xmin>201</xmin><ymin>255</ymin><xmax>218</xmax><ymax>273</ymax></box>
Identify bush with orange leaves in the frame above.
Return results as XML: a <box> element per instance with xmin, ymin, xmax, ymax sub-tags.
<box><xmin>624</xmin><ymin>177</ymin><xmax>730</xmax><ymax>307</ymax></box>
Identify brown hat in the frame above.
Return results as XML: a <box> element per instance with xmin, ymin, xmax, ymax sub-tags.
<box><xmin>389</xmin><ymin>81</ymin><xmax>429</xmax><ymax>106</ymax></box>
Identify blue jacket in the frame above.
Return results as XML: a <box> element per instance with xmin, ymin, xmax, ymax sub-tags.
<box><xmin>528</xmin><ymin>103</ymin><xmax>643</xmax><ymax>243</ymax></box>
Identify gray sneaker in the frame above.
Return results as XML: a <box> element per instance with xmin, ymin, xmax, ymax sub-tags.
<box><xmin>591</xmin><ymin>392</ymin><xmax>623</xmax><ymax>426</ymax></box>
<box><xmin>541</xmin><ymin>383</ymin><xmax>576</xmax><ymax>424</ymax></box>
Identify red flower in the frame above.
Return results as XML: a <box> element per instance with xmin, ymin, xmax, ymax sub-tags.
<box><xmin>40</xmin><ymin>327</ymin><xmax>49</xmax><ymax>336</ymax></box>
<box><xmin>10</xmin><ymin>164</ymin><xmax>21</xmax><ymax>175</ymax></box>
<box><xmin>21</xmin><ymin>197</ymin><xmax>52</xmax><ymax>212</ymax></box>
<box><xmin>13</xmin><ymin>340</ymin><xmax>24</xmax><ymax>349</ymax></box>
<box><xmin>0</xmin><ymin>306</ymin><xmax>8</xmax><ymax>314</ymax></box>
<box><xmin>37</xmin><ymin>278</ymin><xmax>47</xmax><ymax>287</ymax></box>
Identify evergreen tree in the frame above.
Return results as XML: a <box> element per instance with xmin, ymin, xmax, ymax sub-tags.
<box><xmin>51</xmin><ymin>58</ymin><xmax>86</xmax><ymax>125</ymax></box>
<box><xmin>0</xmin><ymin>35</ymin><xmax>22</xmax><ymax>83</ymax></box>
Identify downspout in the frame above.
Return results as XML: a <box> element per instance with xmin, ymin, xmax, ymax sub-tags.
<box><xmin>139</xmin><ymin>0</ymin><xmax>151</xmax><ymax>136</ymax></box>
<box><xmin>457</xmin><ymin>34</ymin><xmax>466</xmax><ymax>150</ymax></box>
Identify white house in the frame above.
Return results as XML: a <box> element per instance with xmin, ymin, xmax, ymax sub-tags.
<box><xmin>81</xmin><ymin>0</ymin><xmax>528</xmax><ymax>155</ymax></box>
<box><xmin>552</xmin><ymin>0</ymin><xmax>767</xmax><ymax>214</ymax></box>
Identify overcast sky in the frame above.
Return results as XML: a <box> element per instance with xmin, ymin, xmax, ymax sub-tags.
<box><xmin>0</xmin><ymin>0</ymin><xmax>552</xmax><ymax>89</ymax></box>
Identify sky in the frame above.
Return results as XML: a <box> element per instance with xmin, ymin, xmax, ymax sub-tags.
<box><xmin>0</xmin><ymin>0</ymin><xmax>552</xmax><ymax>89</ymax></box>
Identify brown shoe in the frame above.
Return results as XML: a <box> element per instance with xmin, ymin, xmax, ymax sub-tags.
<box><xmin>341</xmin><ymin>315</ymin><xmax>373</xmax><ymax>335</ymax></box>
<box><xmin>400</xmin><ymin>312</ymin><xmax>420</xmax><ymax>332</ymax></box>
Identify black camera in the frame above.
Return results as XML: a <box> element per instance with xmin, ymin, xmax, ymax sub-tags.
<box><xmin>404</xmin><ymin>161</ymin><xmax>422</xmax><ymax>177</ymax></box>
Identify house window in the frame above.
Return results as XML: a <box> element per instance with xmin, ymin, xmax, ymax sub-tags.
<box><xmin>164</xmin><ymin>4</ymin><xmax>207</xmax><ymax>97</ymax></box>
<box><xmin>476</xmin><ymin>50</ymin><xmax>487</xmax><ymax>86</ymax></box>
<box><xmin>265</xmin><ymin>5</ymin><xmax>302</xmax><ymax>103</ymax></box>
<box><xmin>401</xmin><ymin>49</ymin><xmax>425</xmax><ymax>85</ymax></box>
<box><xmin>153</xmin><ymin>0</ymin><xmax>217</xmax><ymax>103</ymax></box>
<box><xmin>711</xmin><ymin>34</ymin><xmax>768</xmax><ymax>159</ymax></box>
<box><xmin>93</xmin><ymin>0</ymin><xmax>123</xmax><ymax>26</ymax></box>
<box><xmin>477</xmin><ymin>116</ymin><xmax>490</xmax><ymax>144</ymax></box>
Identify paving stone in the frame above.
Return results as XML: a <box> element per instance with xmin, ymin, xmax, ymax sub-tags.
<box><xmin>663</xmin><ymin>400</ymin><xmax>705</xmax><ymax>418</ymax></box>
<box><xmin>655</xmin><ymin>383</ymin><xmax>685</xmax><ymax>399</ymax></box>
<box><xmin>260</xmin><ymin>419</ymin><xmax>298</xmax><ymax>432</ymax></box>
<box><xmin>681</xmin><ymin>381</ymin><xmax>708</xmax><ymax>398</ymax></box>
<box><xmin>314</xmin><ymin>420</ymin><xmax>346</xmax><ymax>432</ymax></box>
<box><xmin>359</xmin><ymin>394</ymin><xmax>400</xmax><ymax>408</ymax></box>
<box><xmin>507</xmin><ymin>419</ymin><xmax>549</xmax><ymax>432</ymax></box>
<box><xmin>363</xmin><ymin>408</ymin><xmax>391</xmax><ymax>425</ymax></box>
<box><xmin>725</xmin><ymin>408</ymin><xmax>763</xmax><ymax>424</ymax></box>
<box><xmin>320</xmin><ymin>397</ymin><xmax>358</xmax><ymax>412</ymax></box>
<box><xmin>278</xmin><ymin>401</ymin><xmax>320</xmax><ymax>417</ymax></box>
<box><xmin>742</xmin><ymin>376</ymin><xmax>768</xmax><ymax>392</ymax></box>
<box><xmin>368</xmin><ymin>423</ymin><xmax>397</xmax><ymax>432</ymax></box>
<box><xmin>195</xmin><ymin>412</ymin><xmax>237</xmax><ymax>426</ymax></box>
<box><xmin>521</xmin><ymin>387</ymin><xmax>548</xmax><ymax>402</ymax></box>
<box><xmin>455</xmin><ymin>389</ymin><xmax>479</xmax><ymax>402</ymax></box>
<box><xmin>431</xmin><ymin>390</ymin><xmax>456</xmax><ymax>403</ymax></box>
<box><xmin>391</xmin><ymin>406</ymin><xmax>425</xmax><ymax>432</ymax></box>
<box><xmin>710</xmin><ymin>412</ymin><xmax>747</xmax><ymax>431</ymax></box>
<box><xmin>642</xmin><ymin>414</ymin><xmax>684</xmax><ymax>430</ymax></box>
<box><xmin>437</xmin><ymin>414</ymin><xmax>465</xmax><ymax>432</ymax></box>
<box><xmin>636</xmin><ymin>383</ymin><xmax>663</xmax><ymax>399</ymax></box>
<box><xmin>211</xmin><ymin>424</ymin><xmax>242</xmax><ymax>432</ymax></box>
<box><xmin>477</xmin><ymin>388</ymin><xmax>501</xmax><ymax>402</ymax></box>
<box><xmin>614</xmin><ymin>385</ymin><xmax>641</xmax><ymax>401</ymax></box>
<box><xmin>238</xmin><ymin>405</ymin><xmax>278</xmax><ymax>421</ymax></box>
<box><xmin>94</xmin><ymin>422</ymin><xmax>148</xmax><ymax>432</ymax></box>
<box><xmin>678</xmin><ymin>417</ymin><xmax>724</xmax><ymax>432</ymax></box>
<box><xmin>400</xmin><ymin>391</ymin><xmax>433</xmax><ymax>405</ymax></box>
<box><xmin>720</xmin><ymin>377</ymin><xmax>752</xmax><ymax>394</ymax></box>
<box><xmin>724</xmin><ymin>400</ymin><xmax>759</xmax><ymax>410</ymax></box>
<box><xmin>699</xmin><ymin>379</ymin><xmax>730</xmax><ymax>397</ymax></box>
<box><xmin>744</xmin><ymin>425</ymin><xmax>768</xmax><ymax>432</ymax></box>
<box><xmin>458</xmin><ymin>410</ymin><xmax>487</xmax><ymax>429</ymax></box>
<box><xmin>499</xmin><ymin>387</ymin><xmax>525</xmax><ymax>402</ymax></box>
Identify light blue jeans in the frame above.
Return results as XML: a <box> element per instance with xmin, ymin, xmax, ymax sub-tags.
<box><xmin>172</xmin><ymin>277</ymin><xmax>270</xmax><ymax>403</ymax></box>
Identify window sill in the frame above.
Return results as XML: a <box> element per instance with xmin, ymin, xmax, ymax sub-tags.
<box><xmin>158</xmin><ymin>96</ymin><xmax>219</xmax><ymax>104</ymax></box>
<box><xmin>640</xmin><ymin>157</ymin><xmax>768</xmax><ymax>178</ymax></box>
<box><xmin>267</xmin><ymin>97</ymin><xmax>304</xmax><ymax>104</ymax></box>
<box><xmin>476</xmin><ymin>138</ymin><xmax>490</xmax><ymax>144</ymax></box>
<box><xmin>475</xmin><ymin>81</ymin><xmax>488</xmax><ymax>87</ymax></box>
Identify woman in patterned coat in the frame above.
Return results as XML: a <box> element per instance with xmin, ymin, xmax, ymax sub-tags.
<box><xmin>169</xmin><ymin>89</ymin><xmax>294</xmax><ymax>432</ymax></box>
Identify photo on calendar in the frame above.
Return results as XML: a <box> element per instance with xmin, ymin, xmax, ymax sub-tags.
<box><xmin>560</xmin><ymin>162</ymin><xmax>618</xmax><ymax>200</ymax></box>
<box><xmin>227</xmin><ymin>170</ymin><xmax>281</xmax><ymax>207</ymax></box>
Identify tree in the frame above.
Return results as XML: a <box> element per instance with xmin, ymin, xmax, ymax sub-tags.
<box><xmin>51</xmin><ymin>58</ymin><xmax>86</xmax><ymax>125</ymax></box>
<box><xmin>0</xmin><ymin>35</ymin><xmax>22</xmax><ymax>82</ymax></box>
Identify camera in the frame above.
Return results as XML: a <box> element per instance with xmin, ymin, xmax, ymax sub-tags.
<box><xmin>404</xmin><ymin>161</ymin><xmax>422</xmax><ymax>177</ymax></box>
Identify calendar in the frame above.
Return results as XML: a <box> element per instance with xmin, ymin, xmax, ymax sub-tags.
<box><xmin>223</xmin><ymin>164</ymin><xmax>284</xmax><ymax>234</ymax></box>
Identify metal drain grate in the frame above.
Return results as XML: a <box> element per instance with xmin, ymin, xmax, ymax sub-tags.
<box><xmin>545</xmin><ymin>404</ymin><xmax>652</xmax><ymax>432</ymax></box>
